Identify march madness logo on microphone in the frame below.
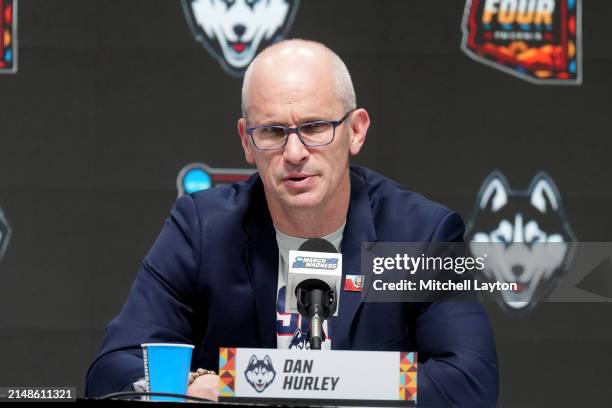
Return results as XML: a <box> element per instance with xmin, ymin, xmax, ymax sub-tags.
<box><xmin>292</xmin><ymin>256</ymin><xmax>338</xmax><ymax>270</ymax></box>
<box><xmin>181</xmin><ymin>0</ymin><xmax>300</xmax><ymax>77</ymax></box>
<box><xmin>461</xmin><ymin>0</ymin><xmax>582</xmax><ymax>84</ymax></box>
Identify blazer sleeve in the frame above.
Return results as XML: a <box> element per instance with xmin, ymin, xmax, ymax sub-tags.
<box><xmin>416</xmin><ymin>212</ymin><xmax>499</xmax><ymax>407</ymax></box>
<box><xmin>85</xmin><ymin>195</ymin><xmax>203</xmax><ymax>397</ymax></box>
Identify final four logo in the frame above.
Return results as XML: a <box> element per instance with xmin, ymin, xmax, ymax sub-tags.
<box><xmin>461</xmin><ymin>0</ymin><xmax>582</xmax><ymax>84</ymax></box>
<box><xmin>0</xmin><ymin>0</ymin><xmax>17</xmax><ymax>73</ymax></box>
<box><xmin>181</xmin><ymin>0</ymin><xmax>300</xmax><ymax>77</ymax></box>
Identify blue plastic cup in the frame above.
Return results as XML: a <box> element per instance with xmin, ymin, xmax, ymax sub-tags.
<box><xmin>141</xmin><ymin>343</ymin><xmax>194</xmax><ymax>402</ymax></box>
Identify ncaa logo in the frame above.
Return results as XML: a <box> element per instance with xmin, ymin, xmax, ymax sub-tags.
<box><xmin>292</xmin><ymin>256</ymin><xmax>305</xmax><ymax>268</ymax></box>
<box><xmin>177</xmin><ymin>162</ymin><xmax>255</xmax><ymax>196</ymax></box>
<box><xmin>181</xmin><ymin>0</ymin><xmax>300</xmax><ymax>77</ymax></box>
<box><xmin>465</xmin><ymin>171</ymin><xmax>576</xmax><ymax>312</ymax></box>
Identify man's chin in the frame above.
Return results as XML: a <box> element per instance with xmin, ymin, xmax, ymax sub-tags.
<box><xmin>282</xmin><ymin>191</ymin><xmax>322</xmax><ymax>209</ymax></box>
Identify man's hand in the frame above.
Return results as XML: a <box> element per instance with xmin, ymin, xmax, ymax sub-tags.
<box><xmin>187</xmin><ymin>374</ymin><xmax>219</xmax><ymax>402</ymax></box>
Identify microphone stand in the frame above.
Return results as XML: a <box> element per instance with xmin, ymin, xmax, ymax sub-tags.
<box><xmin>296</xmin><ymin>279</ymin><xmax>337</xmax><ymax>350</ymax></box>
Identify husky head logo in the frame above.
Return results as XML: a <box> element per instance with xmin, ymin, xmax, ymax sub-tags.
<box><xmin>244</xmin><ymin>354</ymin><xmax>276</xmax><ymax>393</ymax></box>
<box><xmin>466</xmin><ymin>171</ymin><xmax>576</xmax><ymax>311</ymax></box>
<box><xmin>182</xmin><ymin>0</ymin><xmax>300</xmax><ymax>76</ymax></box>
<box><xmin>0</xmin><ymin>207</ymin><xmax>11</xmax><ymax>262</ymax></box>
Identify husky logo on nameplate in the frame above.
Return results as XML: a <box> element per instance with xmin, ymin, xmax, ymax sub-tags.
<box><xmin>177</xmin><ymin>162</ymin><xmax>255</xmax><ymax>196</ymax></box>
<box><xmin>461</xmin><ymin>0</ymin><xmax>582</xmax><ymax>84</ymax></box>
<box><xmin>0</xmin><ymin>207</ymin><xmax>11</xmax><ymax>262</ymax></box>
<box><xmin>244</xmin><ymin>355</ymin><xmax>276</xmax><ymax>393</ymax></box>
<box><xmin>0</xmin><ymin>0</ymin><xmax>17</xmax><ymax>73</ymax></box>
<box><xmin>181</xmin><ymin>0</ymin><xmax>300</xmax><ymax>77</ymax></box>
<box><xmin>465</xmin><ymin>171</ymin><xmax>576</xmax><ymax>312</ymax></box>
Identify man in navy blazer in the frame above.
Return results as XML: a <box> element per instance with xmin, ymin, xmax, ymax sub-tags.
<box><xmin>86</xmin><ymin>39</ymin><xmax>498</xmax><ymax>406</ymax></box>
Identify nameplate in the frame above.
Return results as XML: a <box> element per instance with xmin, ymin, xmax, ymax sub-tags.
<box><xmin>218</xmin><ymin>348</ymin><xmax>417</xmax><ymax>406</ymax></box>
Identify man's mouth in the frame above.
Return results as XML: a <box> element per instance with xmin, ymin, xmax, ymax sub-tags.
<box><xmin>513</xmin><ymin>282</ymin><xmax>525</xmax><ymax>293</ymax></box>
<box><xmin>282</xmin><ymin>173</ymin><xmax>316</xmax><ymax>188</ymax></box>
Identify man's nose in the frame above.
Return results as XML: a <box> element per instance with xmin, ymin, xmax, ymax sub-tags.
<box><xmin>283</xmin><ymin>132</ymin><xmax>309</xmax><ymax>164</ymax></box>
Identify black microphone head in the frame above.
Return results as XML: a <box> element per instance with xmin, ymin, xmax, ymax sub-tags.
<box><xmin>298</xmin><ymin>238</ymin><xmax>337</xmax><ymax>253</ymax></box>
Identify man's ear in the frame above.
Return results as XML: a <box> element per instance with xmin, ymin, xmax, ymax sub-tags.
<box><xmin>348</xmin><ymin>108</ymin><xmax>370</xmax><ymax>156</ymax></box>
<box><xmin>237</xmin><ymin>118</ymin><xmax>255</xmax><ymax>165</ymax></box>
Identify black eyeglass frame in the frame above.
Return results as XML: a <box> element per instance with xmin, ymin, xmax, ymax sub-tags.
<box><xmin>246</xmin><ymin>109</ymin><xmax>356</xmax><ymax>151</ymax></box>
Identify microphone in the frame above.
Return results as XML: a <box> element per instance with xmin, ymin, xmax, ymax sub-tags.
<box><xmin>286</xmin><ymin>238</ymin><xmax>342</xmax><ymax>350</ymax></box>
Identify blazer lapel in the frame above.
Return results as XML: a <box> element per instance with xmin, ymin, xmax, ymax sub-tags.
<box><xmin>244</xmin><ymin>180</ymin><xmax>278</xmax><ymax>348</ymax></box>
<box><xmin>332</xmin><ymin>169</ymin><xmax>377</xmax><ymax>349</ymax></box>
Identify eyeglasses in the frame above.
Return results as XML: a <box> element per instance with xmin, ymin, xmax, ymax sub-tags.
<box><xmin>246</xmin><ymin>110</ymin><xmax>355</xmax><ymax>151</ymax></box>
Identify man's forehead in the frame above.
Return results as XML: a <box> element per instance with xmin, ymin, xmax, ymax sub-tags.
<box><xmin>248</xmin><ymin>103</ymin><xmax>337</xmax><ymax>125</ymax></box>
<box><xmin>246</xmin><ymin>79</ymin><xmax>342</xmax><ymax>123</ymax></box>
<box><xmin>252</xmin><ymin>68</ymin><xmax>328</xmax><ymax>97</ymax></box>
<box><xmin>253</xmin><ymin>54</ymin><xmax>330</xmax><ymax>85</ymax></box>
<box><xmin>247</xmin><ymin>65</ymin><xmax>338</xmax><ymax>109</ymax></box>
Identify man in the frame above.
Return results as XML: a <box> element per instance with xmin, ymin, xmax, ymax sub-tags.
<box><xmin>86</xmin><ymin>39</ymin><xmax>498</xmax><ymax>406</ymax></box>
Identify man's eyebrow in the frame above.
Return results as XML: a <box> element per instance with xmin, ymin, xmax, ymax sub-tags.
<box><xmin>299</xmin><ymin>115</ymin><xmax>333</xmax><ymax>123</ymax></box>
<box><xmin>258</xmin><ymin>115</ymin><xmax>332</xmax><ymax>127</ymax></box>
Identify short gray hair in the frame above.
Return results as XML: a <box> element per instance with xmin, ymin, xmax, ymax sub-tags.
<box><xmin>241</xmin><ymin>39</ymin><xmax>356</xmax><ymax>120</ymax></box>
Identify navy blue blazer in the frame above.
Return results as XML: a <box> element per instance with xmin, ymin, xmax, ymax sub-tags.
<box><xmin>86</xmin><ymin>166</ymin><xmax>498</xmax><ymax>407</ymax></box>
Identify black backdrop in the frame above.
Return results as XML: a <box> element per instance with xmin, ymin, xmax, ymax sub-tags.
<box><xmin>0</xmin><ymin>1</ymin><xmax>611</xmax><ymax>406</ymax></box>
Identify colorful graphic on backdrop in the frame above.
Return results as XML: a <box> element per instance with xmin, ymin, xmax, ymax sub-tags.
<box><xmin>465</xmin><ymin>171</ymin><xmax>576</xmax><ymax>312</ymax></box>
<box><xmin>177</xmin><ymin>162</ymin><xmax>255</xmax><ymax>196</ymax></box>
<box><xmin>461</xmin><ymin>0</ymin><xmax>582</xmax><ymax>84</ymax></box>
<box><xmin>0</xmin><ymin>0</ymin><xmax>17</xmax><ymax>73</ymax></box>
<box><xmin>0</xmin><ymin>207</ymin><xmax>11</xmax><ymax>262</ymax></box>
<box><xmin>181</xmin><ymin>0</ymin><xmax>300</xmax><ymax>77</ymax></box>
